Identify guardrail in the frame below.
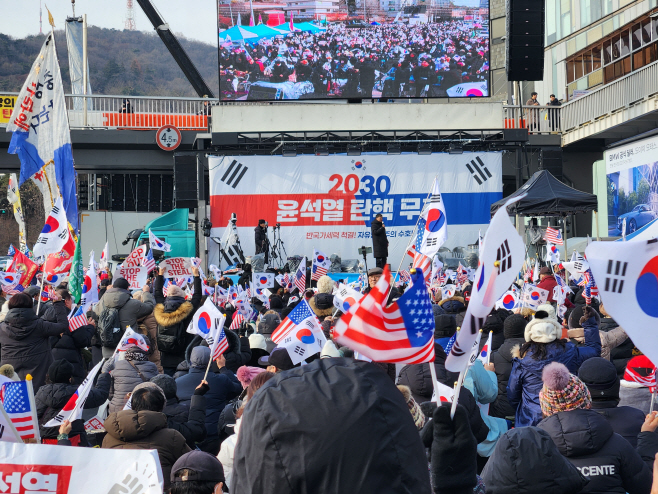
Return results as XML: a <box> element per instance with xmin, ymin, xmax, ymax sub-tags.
<box><xmin>502</xmin><ymin>105</ymin><xmax>562</xmax><ymax>134</ymax></box>
<box><xmin>561</xmin><ymin>60</ymin><xmax>658</xmax><ymax>133</ymax></box>
<box><xmin>0</xmin><ymin>92</ymin><xmax>562</xmax><ymax>134</ymax></box>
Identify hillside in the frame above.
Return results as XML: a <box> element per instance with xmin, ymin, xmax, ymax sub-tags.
<box><xmin>0</xmin><ymin>26</ymin><xmax>219</xmax><ymax>97</ymax></box>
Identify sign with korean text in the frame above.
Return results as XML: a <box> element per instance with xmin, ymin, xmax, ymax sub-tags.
<box><xmin>0</xmin><ymin>442</ymin><xmax>163</xmax><ymax>493</ymax></box>
<box><xmin>208</xmin><ymin>154</ymin><xmax>503</xmax><ymax>266</ymax></box>
<box><xmin>0</xmin><ymin>95</ymin><xmax>16</xmax><ymax>124</ymax></box>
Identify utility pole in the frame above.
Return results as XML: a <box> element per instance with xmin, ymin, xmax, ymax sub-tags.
<box><xmin>125</xmin><ymin>0</ymin><xmax>136</xmax><ymax>30</ymax></box>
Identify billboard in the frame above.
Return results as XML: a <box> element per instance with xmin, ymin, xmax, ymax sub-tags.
<box><xmin>208</xmin><ymin>153</ymin><xmax>502</xmax><ymax>269</ymax></box>
<box><xmin>605</xmin><ymin>134</ymin><xmax>658</xmax><ymax>236</ymax></box>
<box><xmin>0</xmin><ymin>95</ymin><xmax>17</xmax><ymax>124</ymax></box>
<box><xmin>217</xmin><ymin>1</ymin><xmax>490</xmax><ymax>101</ymax></box>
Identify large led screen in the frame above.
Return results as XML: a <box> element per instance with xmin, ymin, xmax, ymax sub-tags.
<box><xmin>217</xmin><ymin>0</ymin><xmax>490</xmax><ymax>101</ymax></box>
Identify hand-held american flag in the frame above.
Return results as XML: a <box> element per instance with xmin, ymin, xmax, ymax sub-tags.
<box><xmin>311</xmin><ymin>248</ymin><xmax>331</xmax><ymax>281</ymax></box>
<box><xmin>0</xmin><ymin>385</ymin><xmax>22</xmax><ymax>443</ymax></box>
<box><xmin>333</xmin><ymin>266</ymin><xmax>435</xmax><ymax>364</ymax></box>
<box><xmin>68</xmin><ymin>305</ymin><xmax>88</xmax><ymax>331</ymax></box>
<box><xmin>294</xmin><ymin>257</ymin><xmax>307</xmax><ymax>294</ymax></box>
<box><xmin>1</xmin><ymin>376</ymin><xmax>40</xmax><ymax>441</ymax></box>
<box><xmin>44</xmin><ymin>360</ymin><xmax>103</xmax><ymax>428</ymax></box>
<box><xmin>142</xmin><ymin>249</ymin><xmax>156</xmax><ymax>273</ymax></box>
<box><xmin>544</xmin><ymin>226</ymin><xmax>564</xmax><ymax>245</ymax></box>
<box><xmin>229</xmin><ymin>313</ymin><xmax>245</xmax><ymax>330</ymax></box>
<box><xmin>407</xmin><ymin>246</ymin><xmax>433</xmax><ymax>287</ymax></box>
<box><xmin>271</xmin><ymin>298</ymin><xmax>326</xmax><ymax>348</ymax></box>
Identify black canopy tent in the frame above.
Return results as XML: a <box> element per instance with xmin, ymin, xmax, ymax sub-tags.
<box><xmin>490</xmin><ymin>170</ymin><xmax>598</xmax><ymax>217</ymax></box>
<box><xmin>490</xmin><ymin>170</ymin><xmax>598</xmax><ymax>264</ymax></box>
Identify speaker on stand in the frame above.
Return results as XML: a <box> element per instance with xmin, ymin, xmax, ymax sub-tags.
<box><xmin>506</xmin><ymin>0</ymin><xmax>545</xmax><ymax>82</ymax></box>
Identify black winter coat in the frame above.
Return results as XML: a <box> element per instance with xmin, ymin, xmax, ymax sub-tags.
<box><xmin>538</xmin><ymin>408</ymin><xmax>652</xmax><ymax>494</ymax></box>
<box><xmin>165</xmin><ymin>394</ymin><xmax>207</xmax><ymax>448</ymax></box>
<box><xmin>153</xmin><ymin>274</ymin><xmax>202</xmax><ymax>369</ymax></box>
<box><xmin>591</xmin><ymin>400</ymin><xmax>646</xmax><ymax>447</ymax></box>
<box><xmin>49</xmin><ymin>324</ymin><xmax>95</xmax><ymax>384</ymax></box>
<box><xmin>481</xmin><ymin>426</ymin><xmax>588</xmax><ymax>494</ymax></box>
<box><xmin>232</xmin><ymin>358</ymin><xmax>431</xmax><ymax>494</ymax></box>
<box><xmin>370</xmin><ymin>219</ymin><xmax>388</xmax><ymax>258</ymax></box>
<box><xmin>176</xmin><ymin>366</ymin><xmax>241</xmax><ymax>441</ymax></box>
<box><xmin>36</xmin><ymin>372</ymin><xmax>111</xmax><ymax>441</ymax></box>
<box><xmin>398</xmin><ymin>344</ymin><xmax>489</xmax><ymax>444</ymax></box>
<box><xmin>489</xmin><ymin>337</ymin><xmax>525</xmax><ymax>419</ymax></box>
<box><xmin>254</xmin><ymin>226</ymin><xmax>267</xmax><ymax>255</ymax></box>
<box><xmin>0</xmin><ymin>304</ymin><xmax>68</xmax><ymax>391</ymax></box>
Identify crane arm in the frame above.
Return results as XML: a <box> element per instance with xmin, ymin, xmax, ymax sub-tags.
<box><xmin>135</xmin><ymin>0</ymin><xmax>215</xmax><ymax>98</ymax></box>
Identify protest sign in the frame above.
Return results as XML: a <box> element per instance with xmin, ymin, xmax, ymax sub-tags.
<box><xmin>0</xmin><ymin>442</ymin><xmax>163</xmax><ymax>493</ymax></box>
<box><xmin>117</xmin><ymin>265</ymin><xmax>148</xmax><ymax>290</ymax></box>
<box><xmin>160</xmin><ymin>257</ymin><xmax>194</xmax><ymax>278</ymax></box>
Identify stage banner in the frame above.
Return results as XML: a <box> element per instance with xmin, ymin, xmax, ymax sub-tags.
<box><xmin>0</xmin><ymin>442</ymin><xmax>163</xmax><ymax>493</ymax></box>
<box><xmin>208</xmin><ymin>154</ymin><xmax>503</xmax><ymax>268</ymax></box>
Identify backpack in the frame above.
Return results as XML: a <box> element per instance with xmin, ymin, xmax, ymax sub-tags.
<box><xmin>157</xmin><ymin>319</ymin><xmax>187</xmax><ymax>355</ymax></box>
<box><xmin>98</xmin><ymin>307</ymin><xmax>123</xmax><ymax>348</ymax></box>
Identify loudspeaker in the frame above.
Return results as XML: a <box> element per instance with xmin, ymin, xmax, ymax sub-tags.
<box><xmin>540</xmin><ymin>148</ymin><xmax>563</xmax><ymax>181</ymax></box>
<box><xmin>506</xmin><ymin>0</ymin><xmax>545</xmax><ymax>82</ymax></box>
<box><xmin>173</xmin><ymin>153</ymin><xmax>198</xmax><ymax>209</ymax></box>
<box><xmin>503</xmin><ymin>128</ymin><xmax>529</xmax><ymax>142</ymax></box>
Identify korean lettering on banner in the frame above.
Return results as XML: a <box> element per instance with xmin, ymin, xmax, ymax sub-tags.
<box><xmin>161</xmin><ymin>257</ymin><xmax>193</xmax><ymax>278</ymax></box>
<box><xmin>0</xmin><ymin>464</ymin><xmax>72</xmax><ymax>494</ymax></box>
<box><xmin>118</xmin><ymin>266</ymin><xmax>148</xmax><ymax>290</ymax></box>
<box><xmin>0</xmin><ymin>96</ymin><xmax>17</xmax><ymax>125</ymax></box>
<box><xmin>12</xmin><ymin>70</ymin><xmax>55</xmax><ymax>134</ymax></box>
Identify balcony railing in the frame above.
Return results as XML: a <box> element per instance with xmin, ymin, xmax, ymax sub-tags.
<box><xmin>0</xmin><ymin>92</ymin><xmax>561</xmax><ymax>135</ymax></box>
<box><xmin>561</xmin><ymin>59</ymin><xmax>658</xmax><ymax>134</ymax></box>
<box><xmin>502</xmin><ymin>105</ymin><xmax>562</xmax><ymax>134</ymax></box>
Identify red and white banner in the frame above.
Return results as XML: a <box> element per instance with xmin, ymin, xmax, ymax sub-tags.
<box><xmin>208</xmin><ymin>154</ymin><xmax>503</xmax><ymax>268</ymax></box>
<box><xmin>0</xmin><ymin>443</ymin><xmax>163</xmax><ymax>493</ymax></box>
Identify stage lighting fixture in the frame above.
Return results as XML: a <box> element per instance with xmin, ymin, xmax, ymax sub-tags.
<box><xmin>315</xmin><ymin>144</ymin><xmax>329</xmax><ymax>156</ymax></box>
<box><xmin>448</xmin><ymin>142</ymin><xmax>464</xmax><ymax>154</ymax></box>
<box><xmin>282</xmin><ymin>145</ymin><xmax>297</xmax><ymax>157</ymax></box>
<box><xmin>418</xmin><ymin>143</ymin><xmax>432</xmax><ymax>155</ymax></box>
<box><xmin>347</xmin><ymin>145</ymin><xmax>362</xmax><ymax>156</ymax></box>
<box><xmin>387</xmin><ymin>143</ymin><xmax>401</xmax><ymax>155</ymax></box>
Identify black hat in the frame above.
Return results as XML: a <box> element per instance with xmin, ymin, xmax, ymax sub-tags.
<box><xmin>48</xmin><ymin>359</ymin><xmax>74</xmax><ymax>383</ymax></box>
<box><xmin>258</xmin><ymin>347</ymin><xmax>295</xmax><ymax>371</ymax></box>
<box><xmin>434</xmin><ymin>314</ymin><xmax>457</xmax><ymax>339</ymax></box>
<box><xmin>113</xmin><ymin>278</ymin><xmax>130</xmax><ymax>290</ymax></box>
<box><xmin>171</xmin><ymin>451</ymin><xmax>225</xmax><ymax>484</ymax></box>
<box><xmin>568</xmin><ymin>305</ymin><xmax>601</xmax><ymax>329</ymax></box>
<box><xmin>150</xmin><ymin>374</ymin><xmax>177</xmax><ymax>400</ymax></box>
<box><xmin>483</xmin><ymin>310</ymin><xmax>505</xmax><ymax>334</ymax></box>
<box><xmin>25</xmin><ymin>286</ymin><xmax>41</xmax><ymax>297</ymax></box>
<box><xmin>504</xmin><ymin>314</ymin><xmax>527</xmax><ymax>339</ymax></box>
<box><xmin>577</xmin><ymin>357</ymin><xmax>620</xmax><ymax>400</ymax></box>
<box><xmin>269</xmin><ymin>296</ymin><xmax>284</xmax><ymax>310</ymax></box>
<box><xmin>310</xmin><ymin>292</ymin><xmax>334</xmax><ymax>317</ymax></box>
<box><xmin>368</xmin><ymin>267</ymin><xmax>383</xmax><ymax>276</ymax></box>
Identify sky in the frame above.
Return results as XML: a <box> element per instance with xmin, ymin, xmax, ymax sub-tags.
<box><xmin>0</xmin><ymin>0</ymin><xmax>220</xmax><ymax>46</ymax></box>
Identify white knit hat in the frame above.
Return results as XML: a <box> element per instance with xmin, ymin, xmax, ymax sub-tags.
<box><xmin>320</xmin><ymin>340</ymin><xmax>341</xmax><ymax>358</ymax></box>
<box><xmin>248</xmin><ymin>333</ymin><xmax>268</xmax><ymax>351</ymax></box>
<box><xmin>524</xmin><ymin>309</ymin><xmax>562</xmax><ymax>343</ymax></box>
<box><xmin>536</xmin><ymin>303</ymin><xmax>557</xmax><ymax>321</ymax></box>
<box><xmin>316</xmin><ymin>275</ymin><xmax>335</xmax><ymax>294</ymax></box>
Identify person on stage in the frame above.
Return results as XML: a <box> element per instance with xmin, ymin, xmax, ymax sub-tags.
<box><xmin>254</xmin><ymin>219</ymin><xmax>269</xmax><ymax>264</ymax></box>
<box><xmin>371</xmin><ymin>214</ymin><xmax>388</xmax><ymax>269</ymax></box>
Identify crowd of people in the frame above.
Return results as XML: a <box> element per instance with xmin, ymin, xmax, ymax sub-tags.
<box><xmin>1</xmin><ymin>257</ymin><xmax>658</xmax><ymax>494</ymax></box>
<box><xmin>220</xmin><ymin>20</ymin><xmax>489</xmax><ymax>99</ymax></box>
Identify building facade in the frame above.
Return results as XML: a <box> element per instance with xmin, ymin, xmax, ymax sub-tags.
<box><xmin>536</xmin><ymin>0</ymin><xmax>658</xmax><ymax>101</ymax></box>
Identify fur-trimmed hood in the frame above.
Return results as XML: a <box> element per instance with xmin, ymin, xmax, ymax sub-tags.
<box><xmin>438</xmin><ymin>296</ymin><xmax>465</xmax><ymax>314</ymax></box>
<box><xmin>153</xmin><ymin>302</ymin><xmax>194</xmax><ymax>327</ymax></box>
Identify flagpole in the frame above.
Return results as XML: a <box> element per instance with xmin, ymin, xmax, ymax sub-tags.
<box><xmin>36</xmin><ymin>274</ymin><xmax>46</xmax><ymax>314</ymax></box>
<box><xmin>24</xmin><ymin>374</ymin><xmax>41</xmax><ymax>443</ymax></box>
<box><xmin>394</xmin><ymin>175</ymin><xmax>438</xmax><ymax>283</ymax></box>
<box><xmin>450</xmin><ymin>369</ymin><xmax>465</xmax><ymax>419</ymax></box>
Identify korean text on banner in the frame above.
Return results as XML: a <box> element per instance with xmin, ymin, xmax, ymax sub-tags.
<box><xmin>208</xmin><ymin>154</ymin><xmax>502</xmax><ymax>266</ymax></box>
<box><xmin>0</xmin><ymin>442</ymin><xmax>164</xmax><ymax>493</ymax></box>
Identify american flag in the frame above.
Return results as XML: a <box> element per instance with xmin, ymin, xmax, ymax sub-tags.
<box><xmin>294</xmin><ymin>257</ymin><xmax>307</xmax><ymax>294</ymax></box>
<box><xmin>407</xmin><ymin>246</ymin><xmax>432</xmax><ymax>286</ymax></box>
<box><xmin>176</xmin><ymin>277</ymin><xmax>188</xmax><ymax>287</ymax></box>
<box><xmin>399</xmin><ymin>270</ymin><xmax>411</xmax><ymax>283</ymax></box>
<box><xmin>283</xmin><ymin>273</ymin><xmax>290</xmax><ymax>285</ymax></box>
<box><xmin>444</xmin><ymin>332</ymin><xmax>457</xmax><ymax>355</ymax></box>
<box><xmin>211</xmin><ymin>327</ymin><xmax>229</xmax><ymax>360</ymax></box>
<box><xmin>311</xmin><ymin>249</ymin><xmax>331</xmax><ymax>281</ymax></box>
<box><xmin>142</xmin><ymin>249</ymin><xmax>156</xmax><ymax>273</ymax></box>
<box><xmin>2</xmin><ymin>284</ymin><xmax>23</xmax><ymax>296</ymax></box>
<box><xmin>544</xmin><ymin>227</ymin><xmax>564</xmax><ymax>245</ymax></box>
<box><xmin>457</xmin><ymin>263</ymin><xmax>469</xmax><ymax>285</ymax></box>
<box><xmin>271</xmin><ymin>299</ymin><xmax>320</xmax><ymax>344</ymax></box>
<box><xmin>69</xmin><ymin>306</ymin><xmax>87</xmax><ymax>332</ymax></box>
<box><xmin>333</xmin><ymin>266</ymin><xmax>435</xmax><ymax>364</ymax></box>
<box><xmin>229</xmin><ymin>313</ymin><xmax>244</xmax><ymax>330</ymax></box>
<box><xmin>245</xmin><ymin>284</ymin><xmax>252</xmax><ymax>299</ymax></box>
<box><xmin>1</xmin><ymin>380</ymin><xmax>38</xmax><ymax>440</ymax></box>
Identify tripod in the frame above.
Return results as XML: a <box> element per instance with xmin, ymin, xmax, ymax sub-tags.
<box><xmin>270</xmin><ymin>224</ymin><xmax>288</xmax><ymax>268</ymax></box>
